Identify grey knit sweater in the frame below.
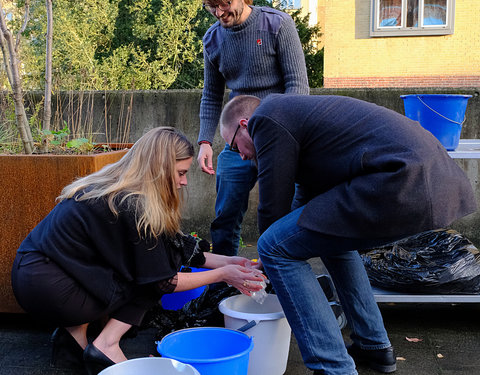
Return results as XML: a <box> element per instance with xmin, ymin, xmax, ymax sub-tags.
<box><xmin>198</xmin><ymin>6</ymin><xmax>309</xmax><ymax>144</ymax></box>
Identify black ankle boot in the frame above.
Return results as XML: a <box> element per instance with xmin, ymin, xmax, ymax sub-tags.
<box><xmin>347</xmin><ymin>344</ymin><xmax>397</xmax><ymax>373</ymax></box>
<box><xmin>50</xmin><ymin>327</ymin><xmax>84</xmax><ymax>368</ymax></box>
<box><xmin>83</xmin><ymin>344</ymin><xmax>116</xmax><ymax>375</ymax></box>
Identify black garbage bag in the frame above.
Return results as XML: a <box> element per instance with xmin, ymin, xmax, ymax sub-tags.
<box><xmin>361</xmin><ymin>229</ymin><xmax>480</xmax><ymax>294</ymax></box>
<box><xmin>143</xmin><ymin>283</ymin><xmax>241</xmax><ymax>341</ymax></box>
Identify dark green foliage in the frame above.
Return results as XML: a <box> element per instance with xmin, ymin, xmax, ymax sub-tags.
<box><xmin>304</xmin><ymin>46</ymin><xmax>324</xmax><ymax>88</ymax></box>
<box><xmin>98</xmin><ymin>0</ymin><xmax>135</xmax><ymax>59</ymax></box>
<box><xmin>95</xmin><ymin>0</ymin><xmax>154</xmax><ymax>63</ymax></box>
<box><xmin>289</xmin><ymin>8</ymin><xmax>324</xmax><ymax>87</ymax></box>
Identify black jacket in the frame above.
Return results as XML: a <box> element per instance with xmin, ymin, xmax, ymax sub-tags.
<box><xmin>17</xmin><ymin>194</ymin><xmax>193</xmax><ymax>306</ymax></box>
<box><xmin>249</xmin><ymin>94</ymin><xmax>476</xmax><ymax>239</ymax></box>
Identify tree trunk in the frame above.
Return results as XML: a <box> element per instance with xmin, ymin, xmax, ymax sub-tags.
<box><xmin>0</xmin><ymin>1</ymin><xmax>34</xmax><ymax>154</ymax></box>
<box><xmin>41</xmin><ymin>0</ymin><xmax>53</xmax><ymax>153</ymax></box>
<box><xmin>0</xmin><ymin>32</ymin><xmax>13</xmax><ymax>86</ymax></box>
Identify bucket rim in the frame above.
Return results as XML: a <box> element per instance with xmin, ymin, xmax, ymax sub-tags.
<box><xmin>98</xmin><ymin>357</ymin><xmax>200</xmax><ymax>375</ymax></box>
<box><xmin>218</xmin><ymin>294</ymin><xmax>286</xmax><ymax>321</ymax></box>
<box><xmin>400</xmin><ymin>94</ymin><xmax>473</xmax><ymax>99</ymax></box>
<box><xmin>157</xmin><ymin>327</ymin><xmax>254</xmax><ymax>364</ymax></box>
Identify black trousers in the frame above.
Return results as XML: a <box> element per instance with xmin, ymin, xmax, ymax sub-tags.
<box><xmin>11</xmin><ymin>252</ymin><xmax>157</xmax><ymax>327</ymax></box>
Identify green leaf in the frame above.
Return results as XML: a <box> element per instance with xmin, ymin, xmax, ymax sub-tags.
<box><xmin>66</xmin><ymin>138</ymin><xmax>89</xmax><ymax>149</ymax></box>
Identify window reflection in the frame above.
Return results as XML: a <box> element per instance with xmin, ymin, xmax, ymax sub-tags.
<box><xmin>379</xmin><ymin>0</ymin><xmax>402</xmax><ymax>26</ymax></box>
<box><xmin>424</xmin><ymin>0</ymin><xmax>447</xmax><ymax>25</ymax></box>
<box><xmin>406</xmin><ymin>0</ymin><xmax>417</xmax><ymax>27</ymax></box>
<box><xmin>410</xmin><ymin>0</ymin><xmax>447</xmax><ymax>26</ymax></box>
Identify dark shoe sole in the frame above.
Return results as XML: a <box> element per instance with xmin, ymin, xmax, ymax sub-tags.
<box><xmin>364</xmin><ymin>361</ymin><xmax>397</xmax><ymax>373</ymax></box>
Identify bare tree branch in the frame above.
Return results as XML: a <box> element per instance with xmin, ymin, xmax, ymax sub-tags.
<box><xmin>0</xmin><ymin>29</ymin><xmax>14</xmax><ymax>87</ymax></box>
<box><xmin>41</xmin><ymin>0</ymin><xmax>53</xmax><ymax>152</ymax></box>
<box><xmin>43</xmin><ymin>0</ymin><xmax>53</xmax><ymax>130</ymax></box>
<box><xmin>15</xmin><ymin>0</ymin><xmax>30</xmax><ymax>53</ymax></box>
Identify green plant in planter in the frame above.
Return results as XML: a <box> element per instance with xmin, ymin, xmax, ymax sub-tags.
<box><xmin>40</xmin><ymin>125</ymin><xmax>96</xmax><ymax>154</ymax></box>
<box><xmin>0</xmin><ymin>114</ymin><xmax>97</xmax><ymax>155</ymax></box>
<box><xmin>0</xmin><ymin>89</ymin><xmax>134</xmax><ymax>155</ymax></box>
<box><xmin>66</xmin><ymin>138</ymin><xmax>96</xmax><ymax>153</ymax></box>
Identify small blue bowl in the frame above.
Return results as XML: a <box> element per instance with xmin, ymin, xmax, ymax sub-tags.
<box><xmin>160</xmin><ymin>267</ymin><xmax>208</xmax><ymax>310</ymax></box>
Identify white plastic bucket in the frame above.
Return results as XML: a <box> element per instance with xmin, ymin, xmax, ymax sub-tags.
<box><xmin>98</xmin><ymin>357</ymin><xmax>200</xmax><ymax>375</ymax></box>
<box><xmin>219</xmin><ymin>294</ymin><xmax>291</xmax><ymax>375</ymax></box>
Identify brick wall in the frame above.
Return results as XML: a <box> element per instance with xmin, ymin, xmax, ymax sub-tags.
<box><xmin>325</xmin><ymin>76</ymin><xmax>480</xmax><ymax>88</ymax></box>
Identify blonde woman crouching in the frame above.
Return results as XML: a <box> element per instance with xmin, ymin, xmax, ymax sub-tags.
<box><xmin>11</xmin><ymin>127</ymin><xmax>264</xmax><ymax>375</ymax></box>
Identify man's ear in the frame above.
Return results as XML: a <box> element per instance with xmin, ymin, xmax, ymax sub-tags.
<box><xmin>239</xmin><ymin>118</ymin><xmax>248</xmax><ymax>128</ymax></box>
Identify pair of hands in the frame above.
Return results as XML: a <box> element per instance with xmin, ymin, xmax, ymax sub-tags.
<box><xmin>222</xmin><ymin>257</ymin><xmax>266</xmax><ymax>296</ymax></box>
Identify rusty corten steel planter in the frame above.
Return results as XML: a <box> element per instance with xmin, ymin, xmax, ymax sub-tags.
<box><xmin>0</xmin><ymin>150</ymin><xmax>128</xmax><ymax>313</ymax></box>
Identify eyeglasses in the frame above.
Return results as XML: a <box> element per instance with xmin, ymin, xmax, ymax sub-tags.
<box><xmin>203</xmin><ymin>0</ymin><xmax>232</xmax><ymax>14</ymax></box>
<box><xmin>229</xmin><ymin>124</ymin><xmax>241</xmax><ymax>153</ymax></box>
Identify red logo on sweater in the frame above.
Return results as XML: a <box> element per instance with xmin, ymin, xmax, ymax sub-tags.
<box><xmin>256</xmin><ymin>39</ymin><xmax>262</xmax><ymax>46</ymax></box>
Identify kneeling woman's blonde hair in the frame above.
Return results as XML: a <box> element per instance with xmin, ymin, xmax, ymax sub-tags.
<box><xmin>58</xmin><ymin>127</ymin><xmax>194</xmax><ymax>238</ymax></box>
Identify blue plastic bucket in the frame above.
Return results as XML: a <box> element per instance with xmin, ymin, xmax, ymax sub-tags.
<box><xmin>157</xmin><ymin>327</ymin><xmax>254</xmax><ymax>375</ymax></box>
<box><xmin>161</xmin><ymin>267</ymin><xmax>208</xmax><ymax>310</ymax></box>
<box><xmin>400</xmin><ymin>94</ymin><xmax>472</xmax><ymax>151</ymax></box>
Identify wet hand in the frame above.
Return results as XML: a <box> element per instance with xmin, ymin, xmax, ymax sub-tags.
<box><xmin>221</xmin><ymin>265</ymin><xmax>266</xmax><ymax>296</ymax></box>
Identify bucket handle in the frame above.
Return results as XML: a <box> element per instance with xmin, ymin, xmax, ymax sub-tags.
<box><xmin>153</xmin><ymin>321</ymin><xmax>259</xmax><ymax>341</ymax></box>
<box><xmin>237</xmin><ymin>320</ymin><xmax>259</xmax><ymax>332</ymax></box>
<box><xmin>416</xmin><ymin>96</ymin><xmax>466</xmax><ymax>125</ymax></box>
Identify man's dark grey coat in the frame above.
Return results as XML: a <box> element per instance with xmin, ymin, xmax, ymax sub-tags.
<box><xmin>249</xmin><ymin>94</ymin><xmax>476</xmax><ymax>239</ymax></box>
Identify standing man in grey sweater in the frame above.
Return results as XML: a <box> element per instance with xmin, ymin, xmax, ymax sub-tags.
<box><xmin>197</xmin><ymin>0</ymin><xmax>309</xmax><ymax>256</ymax></box>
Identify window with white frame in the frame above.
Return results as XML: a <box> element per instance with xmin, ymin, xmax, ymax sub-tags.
<box><xmin>371</xmin><ymin>0</ymin><xmax>455</xmax><ymax>37</ymax></box>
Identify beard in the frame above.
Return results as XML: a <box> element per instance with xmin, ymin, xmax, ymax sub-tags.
<box><xmin>219</xmin><ymin>2</ymin><xmax>245</xmax><ymax>27</ymax></box>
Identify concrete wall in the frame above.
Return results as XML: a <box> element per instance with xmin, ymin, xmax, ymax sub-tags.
<box><xmin>34</xmin><ymin>88</ymin><xmax>480</xmax><ymax>245</ymax></box>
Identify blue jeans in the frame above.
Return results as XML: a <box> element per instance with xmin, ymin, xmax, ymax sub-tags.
<box><xmin>211</xmin><ymin>144</ymin><xmax>257</xmax><ymax>256</ymax></box>
<box><xmin>258</xmin><ymin>206</ymin><xmax>393</xmax><ymax>374</ymax></box>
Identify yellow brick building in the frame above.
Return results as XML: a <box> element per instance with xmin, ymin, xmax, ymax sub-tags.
<box><xmin>299</xmin><ymin>0</ymin><xmax>480</xmax><ymax>88</ymax></box>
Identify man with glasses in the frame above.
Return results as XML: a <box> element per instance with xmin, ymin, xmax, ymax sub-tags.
<box><xmin>218</xmin><ymin>93</ymin><xmax>477</xmax><ymax>374</ymax></box>
<box><xmin>197</xmin><ymin>0</ymin><xmax>309</xmax><ymax>256</ymax></box>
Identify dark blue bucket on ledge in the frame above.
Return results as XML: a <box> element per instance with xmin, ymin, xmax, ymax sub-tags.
<box><xmin>400</xmin><ymin>94</ymin><xmax>472</xmax><ymax>151</ymax></box>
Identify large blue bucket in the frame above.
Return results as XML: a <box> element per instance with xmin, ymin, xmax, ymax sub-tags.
<box><xmin>400</xmin><ymin>94</ymin><xmax>472</xmax><ymax>151</ymax></box>
<box><xmin>157</xmin><ymin>327</ymin><xmax>254</xmax><ymax>375</ymax></box>
<box><xmin>161</xmin><ymin>267</ymin><xmax>208</xmax><ymax>310</ymax></box>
